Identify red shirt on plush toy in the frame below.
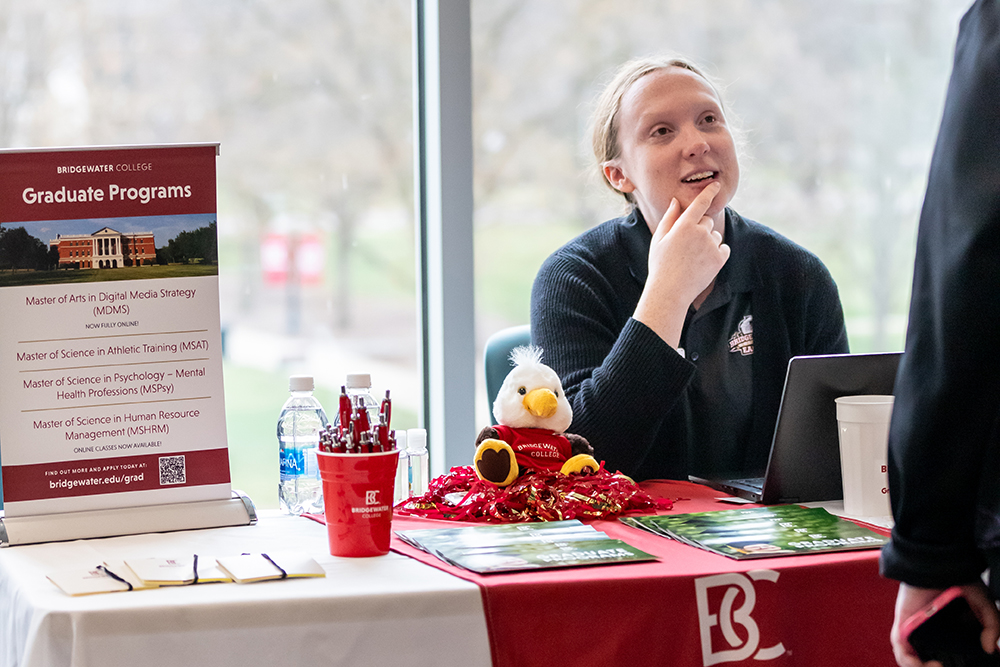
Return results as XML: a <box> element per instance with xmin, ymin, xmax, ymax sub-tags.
<box><xmin>474</xmin><ymin>345</ymin><xmax>598</xmax><ymax>487</ymax></box>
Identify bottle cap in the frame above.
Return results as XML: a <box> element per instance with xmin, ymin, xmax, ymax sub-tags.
<box><xmin>289</xmin><ymin>375</ymin><xmax>314</xmax><ymax>392</ymax></box>
<box><xmin>346</xmin><ymin>373</ymin><xmax>372</xmax><ymax>389</ymax></box>
<box><xmin>394</xmin><ymin>429</ymin><xmax>407</xmax><ymax>451</ymax></box>
<box><xmin>406</xmin><ymin>428</ymin><xmax>427</xmax><ymax>453</ymax></box>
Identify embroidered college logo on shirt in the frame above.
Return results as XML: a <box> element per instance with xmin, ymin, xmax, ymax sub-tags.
<box><xmin>729</xmin><ymin>314</ymin><xmax>754</xmax><ymax>355</ymax></box>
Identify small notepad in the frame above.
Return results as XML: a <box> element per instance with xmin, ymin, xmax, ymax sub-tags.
<box><xmin>48</xmin><ymin>567</ymin><xmax>134</xmax><ymax>596</ymax></box>
<box><xmin>188</xmin><ymin>557</ymin><xmax>232</xmax><ymax>584</ymax></box>
<box><xmin>101</xmin><ymin>560</ymin><xmax>157</xmax><ymax>591</ymax></box>
<box><xmin>215</xmin><ymin>553</ymin><xmax>325</xmax><ymax>584</ymax></box>
<box><xmin>124</xmin><ymin>555</ymin><xmax>232</xmax><ymax>586</ymax></box>
<box><xmin>125</xmin><ymin>557</ymin><xmax>196</xmax><ymax>586</ymax></box>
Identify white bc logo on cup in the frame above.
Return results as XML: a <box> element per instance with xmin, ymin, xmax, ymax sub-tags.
<box><xmin>694</xmin><ymin>570</ymin><xmax>786</xmax><ymax>665</ymax></box>
<box><xmin>365</xmin><ymin>490</ymin><xmax>380</xmax><ymax>505</ymax></box>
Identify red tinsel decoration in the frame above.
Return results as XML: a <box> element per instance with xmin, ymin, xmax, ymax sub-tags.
<box><xmin>396</xmin><ymin>465</ymin><xmax>672</xmax><ymax>523</ymax></box>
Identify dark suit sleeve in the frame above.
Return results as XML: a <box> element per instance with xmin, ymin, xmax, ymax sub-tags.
<box><xmin>880</xmin><ymin>0</ymin><xmax>1000</xmax><ymax>588</ymax></box>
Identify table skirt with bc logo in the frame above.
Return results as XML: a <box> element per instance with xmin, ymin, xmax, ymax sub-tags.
<box><xmin>1</xmin><ymin>482</ymin><xmax>898</xmax><ymax>667</ymax></box>
<box><xmin>390</xmin><ymin>480</ymin><xmax>899</xmax><ymax>667</ymax></box>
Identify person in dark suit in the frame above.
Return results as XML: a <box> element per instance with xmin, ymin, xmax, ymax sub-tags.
<box><xmin>880</xmin><ymin>1</ymin><xmax>1000</xmax><ymax>664</ymax></box>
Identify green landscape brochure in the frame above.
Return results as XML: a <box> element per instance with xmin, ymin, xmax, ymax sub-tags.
<box><xmin>621</xmin><ymin>505</ymin><xmax>888</xmax><ymax>559</ymax></box>
<box><xmin>396</xmin><ymin>519</ymin><xmax>657</xmax><ymax>574</ymax></box>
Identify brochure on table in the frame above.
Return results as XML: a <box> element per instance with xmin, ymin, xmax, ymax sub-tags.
<box><xmin>621</xmin><ymin>505</ymin><xmax>889</xmax><ymax>559</ymax></box>
<box><xmin>397</xmin><ymin>519</ymin><xmax>658</xmax><ymax>574</ymax></box>
<box><xmin>0</xmin><ymin>144</ymin><xmax>231</xmax><ymax>518</ymax></box>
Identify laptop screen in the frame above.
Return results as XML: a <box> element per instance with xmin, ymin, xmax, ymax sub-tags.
<box><xmin>760</xmin><ymin>352</ymin><xmax>903</xmax><ymax>504</ymax></box>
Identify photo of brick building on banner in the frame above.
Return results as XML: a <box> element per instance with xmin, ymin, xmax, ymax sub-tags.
<box><xmin>49</xmin><ymin>226</ymin><xmax>155</xmax><ymax>269</ymax></box>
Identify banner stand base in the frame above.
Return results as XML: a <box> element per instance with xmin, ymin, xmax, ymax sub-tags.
<box><xmin>0</xmin><ymin>490</ymin><xmax>257</xmax><ymax>547</ymax></box>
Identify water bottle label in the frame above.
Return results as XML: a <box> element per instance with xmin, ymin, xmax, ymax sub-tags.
<box><xmin>304</xmin><ymin>447</ymin><xmax>318</xmax><ymax>477</ymax></box>
<box><xmin>280</xmin><ymin>447</ymin><xmax>305</xmax><ymax>478</ymax></box>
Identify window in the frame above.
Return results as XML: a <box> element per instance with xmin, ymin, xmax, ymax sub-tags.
<box><xmin>471</xmin><ymin>0</ymin><xmax>968</xmax><ymax>423</ymax></box>
<box><xmin>1</xmin><ymin>0</ymin><xmax>415</xmax><ymax>508</ymax></box>
<box><xmin>0</xmin><ymin>0</ymin><xmax>975</xmax><ymax>505</ymax></box>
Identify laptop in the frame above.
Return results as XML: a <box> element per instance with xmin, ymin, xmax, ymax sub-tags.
<box><xmin>689</xmin><ymin>351</ymin><xmax>903</xmax><ymax>504</ymax></box>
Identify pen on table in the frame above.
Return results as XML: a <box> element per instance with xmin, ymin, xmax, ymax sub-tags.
<box><xmin>347</xmin><ymin>419</ymin><xmax>359</xmax><ymax>454</ymax></box>
<box><xmin>354</xmin><ymin>396</ymin><xmax>371</xmax><ymax>434</ymax></box>
<box><xmin>380</xmin><ymin>390</ymin><xmax>391</xmax><ymax>430</ymax></box>
<box><xmin>338</xmin><ymin>385</ymin><xmax>351</xmax><ymax>438</ymax></box>
<box><xmin>376</xmin><ymin>413</ymin><xmax>389</xmax><ymax>452</ymax></box>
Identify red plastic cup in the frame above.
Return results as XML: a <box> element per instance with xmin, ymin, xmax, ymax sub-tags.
<box><xmin>316</xmin><ymin>449</ymin><xmax>399</xmax><ymax>557</ymax></box>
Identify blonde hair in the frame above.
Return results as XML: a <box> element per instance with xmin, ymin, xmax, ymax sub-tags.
<box><xmin>590</xmin><ymin>55</ymin><xmax>730</xmax><ymax>206</ymax></box>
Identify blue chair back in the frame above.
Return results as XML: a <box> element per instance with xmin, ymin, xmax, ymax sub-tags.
<box><xmin>483</xmin><ymin>324</ymin><xmax>531</xmax><ymax>425</ymax></box>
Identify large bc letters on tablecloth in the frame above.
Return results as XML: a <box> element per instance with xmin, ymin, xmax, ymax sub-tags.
<box><xmin>0</xmin><ymin>144</ymin><xmax>231</xmax><ymax>517</ymax></box>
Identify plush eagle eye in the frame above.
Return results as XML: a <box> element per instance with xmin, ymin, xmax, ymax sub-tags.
<box><xmin>517</xmin><ymin>387</ymin><xmax>527</xmax><ymax>395</ymax></box>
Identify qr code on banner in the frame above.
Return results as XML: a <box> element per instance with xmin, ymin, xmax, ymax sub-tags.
<box><xmin>159</xmin><ymin>455</ymin><xmax>186</xmax><ymax>485</ymax></box>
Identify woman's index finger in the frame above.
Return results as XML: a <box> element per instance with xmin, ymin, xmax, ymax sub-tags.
<box><xmin>681</xmin><ymin>181</ymin><xmax>721</xmax><ymax>223</ymax></box>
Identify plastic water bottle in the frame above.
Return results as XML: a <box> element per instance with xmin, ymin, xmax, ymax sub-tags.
<box><xmin>394</xmin><ymin>430</ymin><xmax>409</xmax><ymax>503</ymax></box>
<box><xmin>407</xmin><ymin>428</ymin><xmax>429</xmax><ymax>497</ymax></box>
<box><xmin>277</xmin><ymin>375</ymin><xmax>328</xmax><ymax>515</ymax></box>
<box><xmin>333</xmin><ymin>373</ymin><xmax>380</xmax><ymax>432</ymax></box>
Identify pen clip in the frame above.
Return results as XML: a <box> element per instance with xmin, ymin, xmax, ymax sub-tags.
<box><xmin>354</xmin><ymin>396</ymin><xmax>370</xmax><ymax>434</ymax></box>
<box><xmin>380</xmin><ymin>390</ymin><xmax>391</xmax><ymax>430</ymax></box>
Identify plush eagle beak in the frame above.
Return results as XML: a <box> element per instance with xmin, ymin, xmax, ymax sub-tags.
<box><xmin>522</xmin><ymin>388</ymin><xmax>558</xmax><ymax>419</ymax></box>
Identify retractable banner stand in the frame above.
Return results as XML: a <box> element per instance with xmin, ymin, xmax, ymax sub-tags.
<box><xmin>0</xmin><ymin>145</ymin><xmax>246</xmax><ymax>539</ymax></box>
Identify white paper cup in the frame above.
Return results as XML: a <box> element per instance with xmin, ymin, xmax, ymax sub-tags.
<box><xmin>835</xmin><ymin>395</ymin><xmax>893</xmax><ymax>517</ymax></box>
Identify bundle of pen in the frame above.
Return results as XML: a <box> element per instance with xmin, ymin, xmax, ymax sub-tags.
<box><xmin>315</xmin><ymin>386</ymin><xmax>400</xmax><ymax>557</ymax></box>
<box><xmin>318</xmin><ymin>387</ymin><xmax>395</xmax><ymax>453</ymax></box>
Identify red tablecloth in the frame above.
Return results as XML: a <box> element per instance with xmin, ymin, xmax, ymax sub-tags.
<box><xmin>390</xmin><ymin>480</ymin><xmax>898</xmax><ymax>667</ymax></box>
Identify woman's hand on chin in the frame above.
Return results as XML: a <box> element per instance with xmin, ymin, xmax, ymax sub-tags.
<box><xmin>635</xmin><ymin>182</ymin><xmax>730</xmax><ymax>347</ymax></box>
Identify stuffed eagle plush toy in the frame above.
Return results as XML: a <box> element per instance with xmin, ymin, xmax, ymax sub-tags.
<box><xmin>474</xmin><ymin>345</ymin><xmax>599</xmax><ymax>486</ymax></box>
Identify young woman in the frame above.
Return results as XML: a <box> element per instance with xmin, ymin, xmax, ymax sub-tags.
<box><xmin>530</xmin><ymin>55</ymin><xmax>848</xmax><ymax>481</ymax></box>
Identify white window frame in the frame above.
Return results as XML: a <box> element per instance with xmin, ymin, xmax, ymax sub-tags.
<box><xmin>413</xmin><ymin>0</ymin><xmax>475</xmax><ymax>474</ymax></box>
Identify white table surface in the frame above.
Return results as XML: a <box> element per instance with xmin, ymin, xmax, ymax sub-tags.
<box><xmin>0</xmin><ymin>510</ymin><xmax>492</xmax><ymax>667</ymax></box>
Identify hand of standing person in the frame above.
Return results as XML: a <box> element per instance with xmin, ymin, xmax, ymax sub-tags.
<box><xmin>890</xmin><ymin>582</ymin><xmax>1000</xmax><ymax>667</ymax></box>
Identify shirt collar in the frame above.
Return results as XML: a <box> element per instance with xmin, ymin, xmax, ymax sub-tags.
<box><xmin>621</xmin><ymin>207</ymin><xmax>759</xmax><ymax>295</ymax></box>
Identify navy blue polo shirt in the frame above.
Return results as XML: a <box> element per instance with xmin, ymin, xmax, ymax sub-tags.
<box><xmin>678</xmin><ymin>211</ymin><xmax>756</xmax><ymax>477</ymax></box>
